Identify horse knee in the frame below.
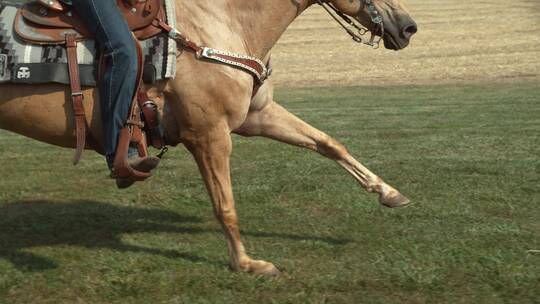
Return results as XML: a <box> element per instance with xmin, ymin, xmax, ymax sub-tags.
<box><xmin>214</xmin><ymin>206</ymin><xmax>238</xmax><ymax>225</ymax></box>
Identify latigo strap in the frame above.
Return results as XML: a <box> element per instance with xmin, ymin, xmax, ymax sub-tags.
<box><xmin>137</xmin><ymin>90</ymin><xmax>164</xmax><ymax>149</ymax></box>
<box><xmin>65</xmin><ymin>34</ymin><xmax>88</xmax><ymax>165</ymax></box>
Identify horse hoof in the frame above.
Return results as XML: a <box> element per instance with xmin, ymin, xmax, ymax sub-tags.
<box><xmin>241</xmin><ymin>259</ymin><xmax>281</xmax><ymax>276</ymax></box>
<box><xmin>379</xmin><ymin>191</ymin><xmax>410</xmax><ymax>208</ymax></box>
<box><xmin>265</xmin><ymin>265</ymin><xmax>281</xmax><ymax>276</ymax></box>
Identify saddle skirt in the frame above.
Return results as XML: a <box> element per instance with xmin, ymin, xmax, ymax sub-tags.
<box><xmin>0</xmin><ymin>1</ymin><xmax>177</xmax><ymax>86</ymax></box>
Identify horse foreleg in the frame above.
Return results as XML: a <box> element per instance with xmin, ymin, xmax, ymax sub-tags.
<box><xmin>184</xmin><ymin>125</ymin><xmax>280</xmax><ymax>275</ymax></box>
<box><xmin>235</xmin><ymin>101</ymin><xmax>410</xmax><ymax>208</ymax></box>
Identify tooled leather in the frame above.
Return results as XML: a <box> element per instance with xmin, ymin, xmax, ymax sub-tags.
<box><xmin>15</xmin><ymin>1</ymin><xmax>165</xmax><ymax>44</ymax></box>
<box><xmin>20</xmin><ymin>0</ymin><xmax>161</xmax><ymax>33</ymax></box>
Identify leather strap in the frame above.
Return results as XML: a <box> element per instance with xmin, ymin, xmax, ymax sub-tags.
<box><xmin>137</xmin><ymin>90</ymin><xmax>164</xmax><ymax>149</ymax></box>
<box><xmin>65</xmin><ymin>34</ymin><xmax>87</xmax><ymax>165</ymax></box>
<box><xmin>156</xmin><ymin>20</ymin><xmax>269</xmax><ymax>84</ymax></box>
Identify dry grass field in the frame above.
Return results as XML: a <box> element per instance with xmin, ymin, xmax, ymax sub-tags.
<box><xmin>4</xmin><ymin>0</ymin><xmax>539</xmax><ymax>86</ymax></box>
<box><xmin>272</xmin><ymin>0</ymin><xmax>540</xmax><ymax>87</ymax></box>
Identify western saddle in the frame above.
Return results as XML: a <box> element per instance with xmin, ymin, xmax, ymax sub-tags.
<box><xmin>15</xmin><ymin>0</ymin><xmax>168</xmax><ymax>183</ymax></box>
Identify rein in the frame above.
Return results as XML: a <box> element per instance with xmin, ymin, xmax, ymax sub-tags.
<box><xmin>316</xmin><ymin>0</ymin><xmax>384</xmax><ymax>49</ymax></box>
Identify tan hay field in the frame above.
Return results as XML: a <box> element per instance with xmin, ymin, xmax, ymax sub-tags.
<box><xmin>271</xmin><ymin>0</ymin><xmax>540</xmax><ymax>87</ymax></box>
<box><xmin>3</xmin><ymin>0</ymin><xmax>538</xmax><ymax>86</ymax></box>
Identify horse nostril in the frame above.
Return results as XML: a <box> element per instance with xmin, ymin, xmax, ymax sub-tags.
<box><xmin>402</xmin><ymin>24</ymin><xmax>418</xmax><ymax>39</ymax></box>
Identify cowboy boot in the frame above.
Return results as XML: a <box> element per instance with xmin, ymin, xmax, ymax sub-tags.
<box><xmin>116</xmin><ymin>155</ymin><xmax>160</xmax><ymax>189</ymax></box>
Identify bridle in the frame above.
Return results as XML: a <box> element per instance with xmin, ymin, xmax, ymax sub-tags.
<box><xmin>317</xmin><ymin>0</ymin><xmax>384</xmax><ymax>49</ymax></box>
<box><xmin>316</xmin><ymin>0</ymin><xmax>384</xmax><ymax>49</ymax></box>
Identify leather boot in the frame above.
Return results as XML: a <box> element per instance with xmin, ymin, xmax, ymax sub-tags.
<box><xmin>115</xmin><ymin>155</ymin><xmax>160</xmax><ymax>189</ymax></box>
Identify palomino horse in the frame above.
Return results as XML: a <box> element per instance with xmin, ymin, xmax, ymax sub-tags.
<box><xmin>0</xmin><ymin>0</ymin><xmax>417</xmax><ymax>274</ymax></box>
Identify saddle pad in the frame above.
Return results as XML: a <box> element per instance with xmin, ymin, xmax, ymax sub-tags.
<box><xmin>0</xmin><ymin>1</ymin><xmax>177</xmax><ymax>85</ymax></box>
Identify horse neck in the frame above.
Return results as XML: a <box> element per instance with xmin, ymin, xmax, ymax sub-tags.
<box><xmin>233</xmin><ymin>0</ymin><xmax>315</xmax><ymax>58</ymax></box>
<box><xmin>177</xmin><ymin>0</ymin><xmax>314</xmax><ymax>59</ymax></box>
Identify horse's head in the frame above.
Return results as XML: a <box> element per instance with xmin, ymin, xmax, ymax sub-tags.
<box><xmin>325</xmin><ymin>0</ymin><xmax>417</xmax><ymax>50</ymax></box>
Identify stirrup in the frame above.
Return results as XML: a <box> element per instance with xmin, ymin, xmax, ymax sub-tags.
<box><xmin>112</xmin><ymin>126</ymin><xmax>153</xmax><ymax>181</ymax></box>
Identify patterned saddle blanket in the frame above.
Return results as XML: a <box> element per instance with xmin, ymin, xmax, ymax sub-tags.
<box><xmin>0</xmin><ymin>2</ymin><xmax>177</xmax><ymax>86</ymax></box>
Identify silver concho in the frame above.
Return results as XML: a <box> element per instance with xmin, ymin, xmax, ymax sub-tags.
<box><xmin>17</xmin><ymin>66</ymin><xmax>31</xmax><ymax>79</ymax></box>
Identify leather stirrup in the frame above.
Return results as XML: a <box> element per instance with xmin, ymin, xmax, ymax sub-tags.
<box><xmin>112</xmin><ymin>127</ymin><xmax>152</xmax><ymax>181</ymax></box>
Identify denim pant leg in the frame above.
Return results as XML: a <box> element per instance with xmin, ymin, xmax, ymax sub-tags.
<box><xmin>72</xmin><ymin>0</ymin><xmax>138</xmax><ymax>168</ymax></box>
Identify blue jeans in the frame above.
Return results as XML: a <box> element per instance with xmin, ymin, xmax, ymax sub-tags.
<box><xmin>72</xmin><ymin>0</ymin><xmax>138</xmax><ymax>168</ymax></box>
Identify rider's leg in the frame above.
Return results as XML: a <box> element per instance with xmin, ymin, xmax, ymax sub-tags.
<box><xmin>71</xmin><ymin>0</ymin><xmax>143</xmax><ymax>169</ymax></box>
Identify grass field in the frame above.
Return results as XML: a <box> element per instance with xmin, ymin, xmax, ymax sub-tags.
<box><xmin>1</xmin><ymin>82</ymin><xmax>539</xmax><ymax>303</ymax></box>
<box><xmin>1</xmin><ymin>0</ymin><xmax>540</xmax><ymax>303</ymax></box>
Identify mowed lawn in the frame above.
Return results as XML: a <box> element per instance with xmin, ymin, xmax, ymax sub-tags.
<box><xmin>0</xmin><ymin>82</ymin><xmax>539</xmax><ymax>303</ymax></box>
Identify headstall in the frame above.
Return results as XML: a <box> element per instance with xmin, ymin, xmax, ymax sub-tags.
<box><xmin>316</xmin><ymin>0</ymin><xmax>384</xmax><ymax>49</ymax></box>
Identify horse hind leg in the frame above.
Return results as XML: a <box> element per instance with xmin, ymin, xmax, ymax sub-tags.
<box><xmin>184</xmin><ymin>122</ymin><xmax>280</xmax><ymax>275</ymax></box>
<box><xmin>235</xmin><ymin>101</ymin><xmax>410</xmax><ymax>208</ymax></box>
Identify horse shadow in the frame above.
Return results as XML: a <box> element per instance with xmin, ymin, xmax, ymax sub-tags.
<box><xmin>0</xmin><ymin>200</ymin><xmax>351</xmax><ymax>272</ymax></box>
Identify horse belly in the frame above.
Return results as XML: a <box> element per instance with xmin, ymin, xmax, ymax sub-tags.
<box><xmin>0</xmin><ymin>84</ymin><xmax>100</xmax><ymax>149</ymax></box>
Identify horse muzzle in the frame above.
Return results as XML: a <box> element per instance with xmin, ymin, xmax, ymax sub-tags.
<box><xmin>384</xmin><ymin>21</ymin><xmax>418</xmax><ymax>50</ymax></box>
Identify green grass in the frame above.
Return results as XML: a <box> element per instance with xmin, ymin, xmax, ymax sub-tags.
<box><xmin>1</xmin><ymin>82</ymin><xmax>539</xmax><ymax>303</ymax></box>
